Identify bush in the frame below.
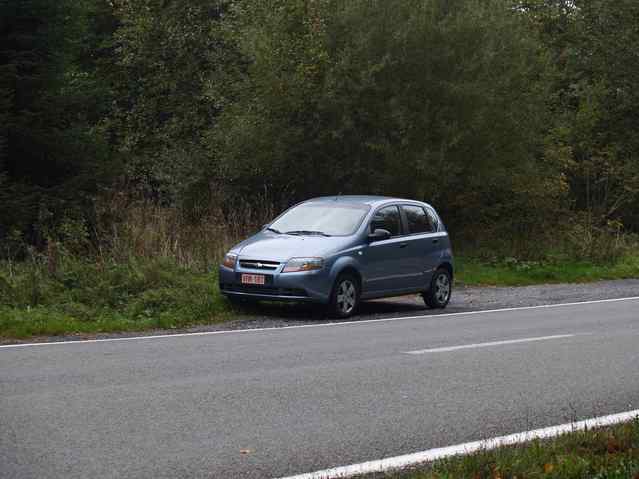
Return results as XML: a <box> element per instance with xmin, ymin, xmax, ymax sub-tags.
<box><xmin>0</xmin><ymin>256</ymin><xmax>229</xmax><ymax>338</ymax></box>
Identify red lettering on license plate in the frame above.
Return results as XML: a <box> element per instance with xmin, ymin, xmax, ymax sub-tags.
<box><xmin>241</xmin><ymin>274</ymin><xmax>265</xmax><ymax>285</ymax></box>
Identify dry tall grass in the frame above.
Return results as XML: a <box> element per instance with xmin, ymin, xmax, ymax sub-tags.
<box><xmin>93</xmin><ymin>191</ymin><xmax>275</xmax><ymax>270</ymax></box>
<box><xmin>69</xmin><ymin>190</ymin><xmax>638</xmax><ymax>270</ymax></box>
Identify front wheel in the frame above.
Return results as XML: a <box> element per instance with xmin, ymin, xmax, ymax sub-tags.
<box><xmin>329</xmin><ymin>274</ymin><xmax>360</xmax><ymax>318</ymax></box>
<box><xmin>423</xmin><ymin>268</ymin><xmax>452</xmax><ymax>309</ymax></box>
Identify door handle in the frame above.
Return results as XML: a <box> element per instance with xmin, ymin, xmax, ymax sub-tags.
<box><xmin>399</xmin><ymin>242</ymin><xmax>408</xmax><ymax>248</ymax></box>
<box><xmin>432</xmin><ymin>239</ymin><xmax>439</xmax><ymax>244</ymax></box>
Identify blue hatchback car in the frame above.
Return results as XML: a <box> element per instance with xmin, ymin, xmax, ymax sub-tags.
<box><xmin>219</xmin><ymin>196</ymin><xmax>454</xmax><ymax>318</ymax></box>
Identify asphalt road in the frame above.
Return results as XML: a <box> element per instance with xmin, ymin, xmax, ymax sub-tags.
<box><xmin>1</xmin><ymin>297</ymin><xmax>639</xmax><ymax>478</ymax></box>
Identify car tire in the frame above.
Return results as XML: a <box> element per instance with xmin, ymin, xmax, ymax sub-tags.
<box><xmin>329</xmin><ymin>273</ymin><xmax>360</xmax><ymax>319</ymax></box>
<box><xmin>423</xmin><ymin>268</ymin><xmax>452</xmax><ymax>309</ymax></box>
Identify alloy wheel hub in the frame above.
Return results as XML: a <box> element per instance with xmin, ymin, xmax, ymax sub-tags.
<box><xmin>435</xmin><ymin>274</ymin><xmax>450</xmax><ymax>303</ymax></box>
<box><xmin>337</xmin><ymin>280</ymin><xmax>356</xmax><ymax>313</ymax></box>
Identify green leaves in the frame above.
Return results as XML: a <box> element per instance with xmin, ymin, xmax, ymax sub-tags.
<box><xmin>216</xmin><ymin>0</ymin><xmax>554</xmax><ymax>233</ymax></box>
<box><xmin>107</xmin><ymin>0</ymin><xmax>241</xmax><ymax>204</ymax></box>
<box><xmin>0</xmin><ymin>0</ymin><xmax>118</xmax><ymax>244</ymax></box>
<box><xmin>2</xmin><ymin>0</ymin><xmax>639</xmax><ymax>260</ymax></box>
<box><xmin>535</xmin><ymin>0</ymin><xmax>639</xmax><ymax>231</ymax></box>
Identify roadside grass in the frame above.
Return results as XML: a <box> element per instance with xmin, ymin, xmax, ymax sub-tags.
<box><xmin>0</xmin><ymin>258</ymin><xmax>230</xmax><ymax>339</ymax></box>
<box><xmin>1</xmin><ymin>252</ymin><xmax>638</xmax><ymax>339</ymax></box>
<box><xmin>369</xmin><ymin>419</ymin><xmax>639</xmax><ymax>479</ymax></box>
<box><xmin>455</xmin><ymin>253</ymin><xmax>639</xmax><ymax>287</ymax></box>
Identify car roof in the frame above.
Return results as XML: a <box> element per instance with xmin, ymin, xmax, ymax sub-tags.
<box><xmin>307</xmin><ymin>195</ymin><xmax>433</xmax><ymax>209</ymax></box>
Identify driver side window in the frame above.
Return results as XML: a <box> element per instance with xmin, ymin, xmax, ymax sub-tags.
<box><xmin>370</xmin><ymin>206</ymin><xmax>401</xmax><ymax>236</ymax></box>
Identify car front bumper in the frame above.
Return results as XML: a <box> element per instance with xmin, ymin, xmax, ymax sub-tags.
<box><xmin>218</xmin><ymin>265</ymin><xmax>332</xmax><ymax>303</ymax></box>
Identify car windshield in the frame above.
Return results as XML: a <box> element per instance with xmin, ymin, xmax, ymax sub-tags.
<box><xmin>269</xmin><ymin>202</ymin><xmax>370</xmax><ymax>236</ymax></box>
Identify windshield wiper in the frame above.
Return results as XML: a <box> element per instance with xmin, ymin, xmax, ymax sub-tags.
<box><xmin>284</xmin><ymin>230</ymin><xmax>332</xmax><ymax>237</ymax></box>
<box><xmin>266</xmin><ymin>227</ymin><xmax>282</xmax><ymax>234</ymax></box>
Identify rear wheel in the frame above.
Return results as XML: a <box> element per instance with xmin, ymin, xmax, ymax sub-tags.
<box><xmin>423</xmin><ymin>268</ymin><xmax>452</xmax><ymax>309</ymax></box>
<box><xmin>329</xmin><ymin>273</ymin><xmax>360</xmax><ymax>318</ymax></box>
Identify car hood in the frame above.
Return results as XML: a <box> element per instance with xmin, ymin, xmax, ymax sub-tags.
<box><xmin>233</xmin><ymin>231</ymin><xmax>353</xmax><ymax>262</ymax></box>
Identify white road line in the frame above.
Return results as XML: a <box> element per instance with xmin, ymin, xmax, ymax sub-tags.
<box><xmin>1</xmin><ymin>296</ymin><xmax>638</xmax><ymax>350</ymax></box>
<box><xmin>404</xmin><ymin>333</ymin><xmax>578</xmax><ymax>355</ymax></box>
<box><xmin>276</xmin><ymin>409</ymin><xmax>639</xmax><ymax>479</ymax></box>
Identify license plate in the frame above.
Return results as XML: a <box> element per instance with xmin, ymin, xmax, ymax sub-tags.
<box><xmin>241</xmin><ymin>274</ymin><xmax>265</xmax><ymax>285</ymax></box>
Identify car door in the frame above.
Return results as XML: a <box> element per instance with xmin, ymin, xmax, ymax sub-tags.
<box><xmin>399</xmin><ymin>204</ymin><xmax>441</xmax><ymax>290</ymax></box>
<box><xmin>361</xmin><ymin>205</ymin><xmax>416</xmax><ymax>295</ymax></box>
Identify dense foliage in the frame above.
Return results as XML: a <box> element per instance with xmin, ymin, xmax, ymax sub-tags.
<box><xmin>1</xmin><ymin>0</ymin><xmax>638</xmax><ymax>260</ymax></box>
<box><xmin>0</xmin><ymin>257</ymin><xmax>228</xmax><ymax>337</ymax></box>
<box><xmin>0</xmin><ymin>0</ymin><xmax>115</xmax><ymax>245</ymax></box>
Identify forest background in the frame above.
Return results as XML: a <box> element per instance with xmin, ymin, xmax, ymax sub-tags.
<box><xmin>2</xmin><ymin>0</ymin><xmax>638</xmax><ymax>336</ymax></box>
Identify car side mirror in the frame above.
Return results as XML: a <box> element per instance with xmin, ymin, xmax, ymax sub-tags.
<box><xmin>368</xmin><ymin>228</ymin><xmax>391</xmax><ymax>242</ymax></box>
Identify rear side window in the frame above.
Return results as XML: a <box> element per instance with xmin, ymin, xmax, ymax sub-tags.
<box><xmin>371</xmin><ymin>206</ymin><xmax>401</xmax><ymax>236</ymax></box>
<box><xmin>426</xmin><ymin>208</ymin><xmax>440</xmax><ymax>231</ymax></box>
<box><xmin>402</xmin><ymin>205</ymin><xmax>434</xmax><ymax>234</ymax></box>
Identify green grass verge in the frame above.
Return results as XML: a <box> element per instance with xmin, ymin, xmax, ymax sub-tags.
<box><xmin>1</xmin><ymin>253</ymin><xmax>638</xmax><ymax>339</ymax></box>
<box><xmin>0</xmin><ymin>258</ymin><xmax>231</xmax><ymax>339</ymax></box>
<box><xmin>455</xmin><ymin>254</ymin><xmax>639</xmax><ymax>287</ymax></box>
<box><xmin>371</xmin><ymin>419</ymin><xmax>639</xmax><ymax>479</ymax></box>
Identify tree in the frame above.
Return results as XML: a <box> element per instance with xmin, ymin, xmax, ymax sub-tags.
<box><xmin>216</xmin><ymin>0</ymin><xmax>562</xmax><ymax>245</ymax></box>
<box><xmin>0</xmin><ymin>0</ymin><xmax>117</xmax><ymax>245</ymax></box>
<box><xmin>529</xmin><ymin>0</ymin><xmax>639</xmax><ymax>232</ymax></box>
<box><xmin>106</xmin><ymin>0</ymin><xmax>243</xmax><ymax>209</ymax></box>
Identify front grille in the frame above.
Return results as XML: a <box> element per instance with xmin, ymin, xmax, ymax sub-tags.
<box><xmin>239</xmin><ymin>259</ymin><xmax>280</xmax><ymax>270</ymax></box>
<box><xmin>220</xmin><ymin>283</ymin><xmax>308</xmax><ymax>297</ymax></box>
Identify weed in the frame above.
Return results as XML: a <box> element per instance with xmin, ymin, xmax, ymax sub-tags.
<box><xmin>455</xmin><ymin>254</ymin><xmax>639</xmax><ymax>287</ymax></box>
<box><xmin>376</xmin><ymin>420</ymin><xmax>639</xmax><ymax>479</ymax></box>
<box><xmin>0</xmin><ymin>257</ymin><xmax>229</xmax><ymax>338</ymax></box>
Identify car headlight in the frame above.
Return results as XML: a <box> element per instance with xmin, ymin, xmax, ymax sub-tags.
<box><xmin>222</xmin><ymin>253</ymin><xmax>238</xmax><ymax>269</ymax></box>
<box><xmin>282</xmin><ymin>257</ymin><xmax>324</xmax><ymax>273</ymax></box>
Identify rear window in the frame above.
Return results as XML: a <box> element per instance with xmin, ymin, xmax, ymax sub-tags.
<box><xmin>402</xmin><ymin>205</ymin><xmax>434</xmax><ymax>234</ymax></box>
<box><xmin>426</xmin><ymin>207</ymin><xmax>440</xmax><ymax>231</ymax></box>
